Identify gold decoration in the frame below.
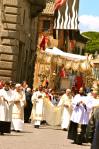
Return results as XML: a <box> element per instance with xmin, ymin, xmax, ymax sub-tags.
<box><xmin>53</xmin><ymin>56</ymin><xmax>58</xmax><ymax>64</ymax></box>
<box><xmin>72</xmin><ymin>62</ymin><xmax>80</xmax><ymax>71</ymax></box>
<box><xmin>65</xmin><ymin>61</ymin><xmax>72</xmax><ymax>69</ymax></box>
<box><xmin>80</xmin><ymin>61</ymin><xmax>92</xmax><ymax>73</ymax></box>
<box><xmin>56</xmin><ymin>56</ymin><xmax>62</xmax><ymax>66</ymax></box>
<box><xmin>37</xmin><ymin>52</ymin><xmax>43</xmax><ymax>60</ymax></box>
<box><xmin>45</xmin><ymin>55</ymin><xmax>51</xmax><ymax>63</ymax></box>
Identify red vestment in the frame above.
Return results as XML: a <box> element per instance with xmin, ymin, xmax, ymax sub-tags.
<box><xmin>74</xmin><ymin>76</ymin><xmax>84</xmax><ymax>92</ymax></box>
<box><xmin>59</xmin><ymin>68</ymin><xmax>65</xmax><ymax>78</ymax></box>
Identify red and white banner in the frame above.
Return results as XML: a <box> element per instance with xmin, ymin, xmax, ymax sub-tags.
<box><xmin>54</xmin><ymin>0</ymin><xmax>66</xmax><ymax>11</ymax></box>
<box><xmin>54</xmin><ymin>0</ymin><xmax>79</xmax><ymax>30</ymax></box>
<box><xmin>39</xmin><ymin>35</ymin><xmax>49</xmax><ymax>51</ymax></box>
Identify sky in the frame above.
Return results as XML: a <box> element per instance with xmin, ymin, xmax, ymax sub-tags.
<box><xmin>79</xmin><ymin>0</ymin><xmax>99</xmax><ymax>32</ymax></box>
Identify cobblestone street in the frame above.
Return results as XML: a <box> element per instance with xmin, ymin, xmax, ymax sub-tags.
<box><xmin>0</xmin><ymin>124</ymin><xmax>90</xmax><ymax>149</ymax></box>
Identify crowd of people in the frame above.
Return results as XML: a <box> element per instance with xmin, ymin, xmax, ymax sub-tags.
<box><xmin>0</xmin><ymin>79</ymin><xmax>99</xmax><ymax>149</ymax></box>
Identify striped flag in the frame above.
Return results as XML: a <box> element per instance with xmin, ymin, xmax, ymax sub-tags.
<box><xmin>54</xmin><ymin>0</ymin><xmax>79</xmax><ymax>30</ymax></box>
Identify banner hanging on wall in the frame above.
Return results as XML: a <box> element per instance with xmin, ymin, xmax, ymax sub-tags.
<box><xmin>54</xmin><ymin>0</ymin><xmax>79</xmax><ymax>30</ymax></box>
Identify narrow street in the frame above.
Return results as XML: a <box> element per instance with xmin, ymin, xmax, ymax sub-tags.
<box><xmin>0</xmin><ymin>124</ymin><xmax>90</xmax><ymax>149</ymax></box>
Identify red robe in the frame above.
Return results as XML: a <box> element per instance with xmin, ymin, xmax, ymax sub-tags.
<box><xmin>74</xmin><ymin>76</ymin><xmax>84</xmax><ymax>92</ymax></box>
<box><xmin>59</xmin><ymin>68</ymin><xmax>65</xmax><ymax>78</ymax></box>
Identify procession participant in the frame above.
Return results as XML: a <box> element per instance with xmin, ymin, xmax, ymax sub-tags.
<box><xmin>45</xmin><ymin>88</ymin><xmax>54</xmax><ymax>102</ymax></box>
<box><xmin>91</xmin><ymin>91</ymin><xmax>99</xmax><ymax>107</ymax></box>
<box><xmin>12</xmin><ymin>84</ymin><xmax>26</xmax><ymax>132</ymax></box>
<box><xmin>10</xmin><ymin>81</ymin><xmax>16</xmax><ymax>91</ymax></box>
<box><xmin>31</xmin><ymin>85</ymin><xmax>46</xmax><ymax>128</ymax></box>
<box><xmin>0</xmin><ymin>80</ymin><xmax>4</xmax><ymax>89</ymax></box>
<box><xmin>42</xmin><ymin>77</ymin><xmax>49</xmax><ymax>89</ymax></box>
<box><xmin>58</xmin><ymin>89</ymin><xmax>73</xmax><ymax>131</ymax></box>
<box><xmin>24</xmin><ymin>87</ymin><xmax>32</xmax><ymax>123</ymax></box>
<box><xmin>52</xmin><ymin>93</ymin><xmax>60</xmax><ymax>106</ymax></box>
<box><xmin>44</xmin><ymin>88</ymin><xmax>50</xmax><ymax>99</ymax></box>
<box><xmin>87</xmin><ymin>88</ymin><xmax>93</xmax><ymax>97</ymax></box>
<box><xmin>0</xmin><ymin>81</ymin><xmax>14</xmax><ymax>134</ymax></box>
<box><xmin>86</xmin><ymin>106</ymin><xmax>99</xmax><ymax>149</ymax></box>
<box><xmin>21</xmin><ymin>81</ymin><xmax>30</xmax><ymax>122</ymax></box>
<box><xmin>68</xmin><ymin>87</ymin><xmax>92</xmax><ymax>145</ymax></box>
<box><xmin>74</xmin><ymin>72</ymin><xmax>85</xmax><ymax>93</ymax></box>
<box><xmin>21</xmin><ymin>80</ymin><xmax>28</xmax><ymax>92</ymax></box>
<box><xmin>87</xmin><ymin>90</ymin><xmax>99</xmax><ymax>119</ymax></box>
<box><xmin>48</xmin><ymin>89</ymin><xmax>54</xmax><ymax>101</ymax></box>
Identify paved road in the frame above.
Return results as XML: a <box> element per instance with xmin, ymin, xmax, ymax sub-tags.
<box><xmin>0</xmin><ymin>124</ymin><xmax>91</xmax><ymax>149</ymax></box>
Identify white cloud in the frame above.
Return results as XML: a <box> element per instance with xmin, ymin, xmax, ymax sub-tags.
<box><xmin>79</xmin><ymin>15</ymin><xmax>99</xmax><ymax>32</ymax></box>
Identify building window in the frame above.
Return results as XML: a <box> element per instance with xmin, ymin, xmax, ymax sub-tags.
<box><xmin>43</xmin><ymin>20</ymin><xmax>50</xmax><ymax>31</ymax></box>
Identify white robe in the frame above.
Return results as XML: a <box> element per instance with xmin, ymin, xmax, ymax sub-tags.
<box><xmin>12</xmin><ymin>90</ymin><xmax>26</xmax><ymax>131</ymax></box>
<box><xmin>31</xmin><ymin>91</ymin><xmax>45</xmax><ymax>126</ymax></box>
<box><xmin>70</xmin><ymin>94</ymin><xmax>92</xmax><ymax>125</ymax></box>
<box><xmin>0</xmin><ymin>88</ymin><xmax>14</xmax><ymax>122</ymax></box>
<box><xmin>58</xmin><ymin>94</ymin><xmax>73</xmax><ymax>129</ymax></box>
<box><xmin>92</xmin><ymin>98</ymin><xmax>99</xmax><ymax>108</ymax></box>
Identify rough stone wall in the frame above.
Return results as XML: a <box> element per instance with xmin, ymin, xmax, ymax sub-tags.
<box><xmin>0</xmin><ymin>0</ymin><xmax>20</xmax><ymax>80</ymax></box>
<box><xmin>0</xmin><ymin>0</ymin><xmax>38</xmax><ymax>83</ymax></box>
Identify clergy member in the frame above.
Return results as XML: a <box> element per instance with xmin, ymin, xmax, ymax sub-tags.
<box><xmin>12</xmin><ymin>84</ymin><xmax>26</xmax><ymax>132</ymax></box>
<box><xmin>0</xmin><ymin>81</ymin><xmax>14</xmax><ymax>134</ymax></box>
<box><xmin>58</xmin><ymin>89</ymin><xmax>73</xmax><ymax>130</ymax></box>
<box><xmin>68</xmin><ymin>87</ymin><xmax>92</xmax><ymax>145</ymax></box>
<box><xmin>31</xmin><ymin>86</ymin><xmax>46</xmax><ymax>128</ymax></box>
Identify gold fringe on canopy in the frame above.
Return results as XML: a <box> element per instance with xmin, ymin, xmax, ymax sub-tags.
<box><xmin>80</xmin><ymin>61</ymin><xmax>92</xmax><ymax>73</ymax></box>
<box><xmin>71</xmin><ymin>62</ymin><xmax>80</xmax><ymax>71</ymax></box>
<box><xmin>45</xmin><ymin>55</ymin><xmax>51</xmax><ymax>63</ymax></box>
<box><xmin>65</xmin><ymin>61</ymin><xmax>72</xmax><ymax>70</ymax></box>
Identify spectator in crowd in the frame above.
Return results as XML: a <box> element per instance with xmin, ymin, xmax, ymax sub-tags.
<box><xmin>24</xmin><ymin>88</ymin><xmax>32</xmax><ymax>123</ymax></box>
<box><xmin>86</xmin><ymin>106</ymin><xmax>99</xmax><ymax>149</ymax></box>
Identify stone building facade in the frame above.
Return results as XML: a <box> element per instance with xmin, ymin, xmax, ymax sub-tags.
<box><xmin>37</xmin><ymin>0</ymin><xmax>58</xmax><ymax>49</ymax></box>
<box><xmin>0</xmin><ymin>0</ymin><xmax>46</xmax><ymax>85</ymax></box>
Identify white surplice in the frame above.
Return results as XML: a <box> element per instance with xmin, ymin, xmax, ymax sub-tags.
<box><xmin>0</xmin><ymin>88</ymin><xmax>14</xmax><ymax>122</ymax></box>
<box><xmin>70</xmin><ymin>94</ymin><xmax>92</xmax><ymax>125</ymax></box>
<box><xmin>12</xmin><ymin>90</ymin><xmax>26</xmax><ymax>131</ymax></box>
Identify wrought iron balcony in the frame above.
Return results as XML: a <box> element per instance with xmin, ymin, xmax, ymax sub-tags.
<box><xmin>29</xmin><ymin>0</ymin><xmax>46</xmax><ymax>17</ymax></box>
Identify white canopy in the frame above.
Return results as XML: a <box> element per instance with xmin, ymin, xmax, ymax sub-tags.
<box><xmin>45</xmin><ymin>47</ymin><xmax>87</xmax><ymax>61</ymax></box>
